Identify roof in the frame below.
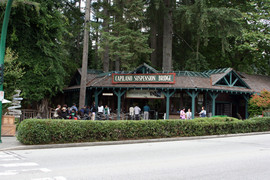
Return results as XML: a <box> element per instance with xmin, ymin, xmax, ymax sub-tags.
<box><xmin>65</xmin><ymin>64</ymin><xmax>270</xmax><ymax>94</ymax></box>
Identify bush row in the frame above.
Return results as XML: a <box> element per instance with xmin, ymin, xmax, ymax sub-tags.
<box><xmin>17</xmin><ymin>117</ymin><xmax>270</xmax><ymax>145</ymax></box>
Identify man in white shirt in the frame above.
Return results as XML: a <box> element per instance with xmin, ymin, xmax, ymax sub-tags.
<box><xmin>134</xmin><ymin>105</ymin><xmax>141</xmax><ymax>120</ymax></box>
<box><xmin>129</xmin><ymin>106</ymin><xmax>134</xmax><ymax>120</ymax></box>
<box><xmin>97</xmin><ymin>104</ymin><xmax>104</xmax><ymax>120</ymax></box>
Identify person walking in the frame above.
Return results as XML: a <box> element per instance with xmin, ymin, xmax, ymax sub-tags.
<box><xmin>143</xmin><ymin>104</ymin><xmax>150</xmax><ymax>120</ymax></box>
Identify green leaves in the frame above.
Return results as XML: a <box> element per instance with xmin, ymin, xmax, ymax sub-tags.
<box><xmin>17</xmin><ymin>117</ymin><xmax>270</xmax><ymax>145</ymax></box>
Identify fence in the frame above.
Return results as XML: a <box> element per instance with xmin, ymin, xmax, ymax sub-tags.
<box><xmin>20</xmin><ymin>108</ymin><xmax>55</xmax><ymax>122</ymax></box>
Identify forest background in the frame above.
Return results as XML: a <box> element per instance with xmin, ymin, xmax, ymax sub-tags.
<box><xmin>0</xmin><ymin>0</ymin><xmax>269</xmax><ymax>109</ymax></box>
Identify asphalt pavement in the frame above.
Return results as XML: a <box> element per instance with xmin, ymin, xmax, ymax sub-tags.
<box><xmin>1</xmin><ymin>131</ymin><xmax>270</xmax><ymax>151</ymax></box>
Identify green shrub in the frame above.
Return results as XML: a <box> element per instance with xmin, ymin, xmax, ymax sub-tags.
<box><xmin>17</xmin><ymin>117</ymin><xmax>270</xmax><ymax>145</ymax></box>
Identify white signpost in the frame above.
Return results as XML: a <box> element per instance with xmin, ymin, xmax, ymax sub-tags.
<box><xmin>8</xmin><ymin>90</ymin><xmax>23</xmax><ymax>118</ymax></box>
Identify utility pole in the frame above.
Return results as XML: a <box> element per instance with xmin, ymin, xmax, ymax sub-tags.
<box><xmin>0</xmin><ymin>0</ymin><xmax>14</xmax><ymax>143</ymax></box>
<box><xmin>79</xmin><ymin>0</ymin><xmax>91</xmax><ymax>109</ymax></box>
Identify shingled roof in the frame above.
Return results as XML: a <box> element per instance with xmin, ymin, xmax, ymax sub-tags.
<box><xmin>65</xmin><ymin>64</ymin><xmax>270</xmax><ymax>94</ymax></box>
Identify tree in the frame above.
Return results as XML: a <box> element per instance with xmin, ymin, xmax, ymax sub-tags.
<box><xmin>173</xmin><ymin>0</ymin><xmax>242</xmax><ymax>71</ymax></box>
<box><xmin>3</xmin><ymin>48</ymin><xmax>24</xmax><ymax>101</ymax></box>
<box><xmin>79</xmin><ymin>0</ymin><xmax>91</xmax><ymax>109</ymax></box>
<box><xmin>1</xmin><ymin>0</ymin><xmax>72</xmax><ymax>111</ymax></box>
<box><xmin>249</xmin><ymin>90</ymin><xmax>270</xmax><ymax>117</ymax></box>
<box><xmin>96</xmin><ymin>0</ymin><xmax>152</xmax><ymax>71</ymax></box>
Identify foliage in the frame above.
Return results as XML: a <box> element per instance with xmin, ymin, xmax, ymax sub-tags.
<box><xmin>3</xmin><ymin>48</ymin><xmax>24</xmax><ymax>101</ymax></box>
<box><xmin>249</xmin><ymin>90</ymin><xmax>270</xmax><ymax>117</ymax></box>
<box><xmin>95</xmin><ymin>0</ymin><xmax>152</xmax><ymax>71</ymax></box>
<box><xmin>0</xmin><ymin>0</ymin><xmax>74</xmax><ymax>104</ymax></box>
<box><xmin>17</xmin><ymin>117</ymin><xmax>270</xmax><ymax>145</ymax></box>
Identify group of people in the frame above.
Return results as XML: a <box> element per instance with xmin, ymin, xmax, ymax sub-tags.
<box><xmin>129</xmin><ymin>104</ymin><xmax>150</xmax><ymax>120</ymax></box>
<box><xmin>53</xmin><ymin>102</ymin><xmax>110</xmax><ymax>120</ymax></box>
<box><xmin>179</xmin><ymin>106</ymin><xmax>207</xmax><ymax>120</ymax></box>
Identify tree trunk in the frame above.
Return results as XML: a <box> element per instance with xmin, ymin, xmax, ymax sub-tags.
<box><xmin>162</xmin><ymin>0</ymin><xmax>173</xmax><ymax>71</ymax></box>
<box><xmin>115</xmin><ymin>58</ymin><xmax>120</xmax><ymax>71</ymax></box>
<box><xmin>37</xmin><ymin>98</ymin><xmax>49</xmax><ymax>118</ymax></box>
<box><xmin>114</xmin><ymin>0</ymin><xmax>123</xmax><ymax>71</ymax></box>
<box><xmin>79</xmin><ymin>0</ymin><xmax>91</xmax><ymax>109</ymax></box>
<box><xmin>102</xmin><ymin>0</ymin><xmax>110</xmax><ymax>72</ymax></box>
<box><xmin>150</xmin><ymin>22</ymin><xmax>157</xmax><ymax>68</ymax></box>
<box><xmin>196</xmin><ymin>36</ymin><xmax>200</xmax><ymax>60</ymax></box>
<box><xmin>95</xmin><ymin>0</ymin><xmax>100</xmax><ymax>68</ymax></box>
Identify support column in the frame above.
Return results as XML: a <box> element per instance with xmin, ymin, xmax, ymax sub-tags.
<box><xmin>94</xmin><ymin>89</ymin><xmax>103</xmax><ymax>108</ymax></box>
<box><xmin>162</xmin><ymin>90</ymin><xmax>176</xmax><ymax>119</ymax></box>
<box><xmin>209</xmin><ymin>92</ymin><xmax>218</xmax><ymax>117</ymax></box>
<box><xmin>204</xmin><ymin>92</ymin><xmax>208</xmax><ymax>112</ymax></box>
<box><xmin>186</xmin><ymin>91</ymin><xmax>199</xmax><ymax>119</ymax></box>
<box><xmin>243</xmin><ymin>94</ymin><xmax>250</xmax><ymax>119</ymax></box>
<box><xmin>113</xmin><ymin>89</ymin><xmax>126</xmax><ymax>120</ymax></box>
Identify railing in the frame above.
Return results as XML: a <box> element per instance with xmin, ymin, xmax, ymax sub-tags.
<box><xmin>19</xmin><ymin>108</ymin><xmax>55</xmax><ymax>122</ymax></box>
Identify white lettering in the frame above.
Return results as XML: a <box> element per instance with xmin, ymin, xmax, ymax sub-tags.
<box><xmin>158</xmin><ymin>75</ymin><xmax>172</xmax><ymax>81</ymax></box>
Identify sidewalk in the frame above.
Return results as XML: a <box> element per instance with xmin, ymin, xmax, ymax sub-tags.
<box><xmin>1</xmin><ymin>131</ymin><xmax>270</xmax><ymax>151</ymax></box>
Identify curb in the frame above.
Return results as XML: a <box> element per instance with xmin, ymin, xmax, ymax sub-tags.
<box><xmin>1</xmin><ymin>131</ymin><xmax>270</xmax><ymax>151</ymax></box>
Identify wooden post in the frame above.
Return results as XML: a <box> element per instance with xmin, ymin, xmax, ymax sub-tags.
<box><xmin>94</xmin><ymin>89</ymin><xmax>103</xmax><ymax>108</ymax></box>
<box><xmin>162</xmin><ymin>90</ymin><xmax>176</xmax><ymax>119</ymax></box>
<box><xmin>243</xmin><ymin>94</ymin><xmax>250</xmax><ymax>119</ymax></box>
<box><xmin>113</xmin><ymin>90</ymin><xmax>126</xmax><ymax>120</ymax></box>
<box><xmin>186</xmin><ymin>91</ymin><xmax>199</xmax><ymax>119</ymax></box>
<box><xmin>209</xmin><ymin>92</ymin><xmax>218</xmax><ymax>116</ymax></box>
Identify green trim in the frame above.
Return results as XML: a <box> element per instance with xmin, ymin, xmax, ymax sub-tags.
<box><xmin>94</xmin><ymin>89</ymin><xmax>103</xmax><ymax>108</ymax></box>
<box><xmin>186</xmin><ymin>90</ymin><xmax>199</xmax><ymax>119</ymax></box>
<box><xmin>243</xmin><ymin>95</ymin><xmax>250</xmax><ymax>119</ymax></box>
<box><xmin>209</xmin><ymin>92</ymin><xmax>219</xmax><ymax>116</ymax></box>
<box><xmin>214</xmin><ymin>70</ymin><xmax>250</xmax><ymax>89</ymax></box>
<box><xmin>113</xmin><ymin>90</ymin><xmax>126</xmax><ymax>120</ymax></box>
<box><xmin>132</xmin><ymin>63</ymin><xmax>158</xmax><ymax>74</ymax></box>
<box><xmin>162</xmin><ymin>90</ymin><xmax>176</xmax><ymax>119</ymax></box>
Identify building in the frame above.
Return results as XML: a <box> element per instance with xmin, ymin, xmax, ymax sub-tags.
<box><xmin>64</xmin><ymin>63</ymin><xmax>270</xmax><ymax>119</ymax></box>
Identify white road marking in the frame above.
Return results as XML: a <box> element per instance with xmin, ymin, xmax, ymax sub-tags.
<box><xmin>0</xmin><ymin>170</ymin><xmax>18</xmax><ymax>176</ymax></box>
<box><xmin>0</xmin><ymin>162</ymin><xmax>38</xmax><ymax>167</ymax></box>
<box><xmin>31</xmin><ymin>176</ymin><xmax>67</xmax><ymax>180</ymax></box>
<box><xmin>0</xmin><ymin>168</ymin><xmax>52</xmax><ymax>176</ymax></box>
<box><xmin>0</xmin><ymin>158</ymin><xmax>20</xmax><ymax>161</ymax></box>
<box><xmin>0</xmin><ymin>155</ymin><xmax>13</xmax><ymax>158</ymax></box>
<box><xmin>21</xmin><ymin>168</ymin><xmax>51</xmax><ymax>173</ymax></box>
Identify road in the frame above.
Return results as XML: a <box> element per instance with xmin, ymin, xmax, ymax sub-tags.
<box><xmin>1</xmin><ymin>134</ymin><xmax>270</xmax><ymax>180</ymax></box>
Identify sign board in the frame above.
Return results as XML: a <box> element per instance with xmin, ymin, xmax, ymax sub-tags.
<box><xmin>126</xmin><ymin>90</ymin><xmax>165</xmax><ymax>99</ymax></box>
<box><xmin>112</xmin><ymin>73</ymin><xmax>175</xmax><ymax>84</ymax></box>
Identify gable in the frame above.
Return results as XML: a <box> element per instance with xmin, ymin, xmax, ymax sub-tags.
<box><xmin>131</xmin><ymin>63</ymin><xmax>158</xmax><ymax>74</ymax></box>
<box><xmin>214</xmin><ymin>70</ymin><xmax>250</xmax><ymax>89</ymax></box>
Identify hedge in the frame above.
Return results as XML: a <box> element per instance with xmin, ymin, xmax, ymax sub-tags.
<box><xmin>17</xmin><ymin>117</ymin><xmax>270</xmax><ymax>145</ymax></box>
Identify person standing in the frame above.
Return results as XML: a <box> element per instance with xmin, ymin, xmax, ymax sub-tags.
<box><xmin>143</xmin><ymin>104</ymin><xmax>150</xmax><ymax>120</ymax></box>
<box><xmin>186</xmin><ymin>108</ymin><xmax>192</xmax><ymax>120</ymax></box>
<box><xmin>91</xmin><ymin>102</ymin><xmax>97</xmax><ymax>120</ymax></box>
<box><xmin>180</xmin><ymin>107</ymin><xmax>186</xmax><ymax>120</ymax></box>
<box><xmin>199</xmin><ymin>106</ymin><xmax>207</xmax><ymax>117</ymax></box>
<box><xmin>134</xmin><ymin>105</ymin><xmax>141</xmax><ymax>120</ymax></box>
<box><xmin>70</xmin><ymin>103</ymin><xmax>78</xmax><ymax>113</ymax></box>
<box><xmin>104</xmin><ymin>105</ymin><xmax>110</xmax><ymax>120</ymax></box>
<box><xmin>129</xmin><ymin>105</ymin><xmax>134</xmax><ymax>120</ymax></box>
<box><xmin>97</xmin><ymin>103</ymin><xmax>104</xmax><ymax>120</ymax></box>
